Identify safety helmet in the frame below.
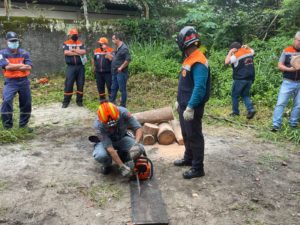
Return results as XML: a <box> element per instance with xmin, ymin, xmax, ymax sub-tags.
<box><xmin>97</xmin><ymin>102</ymin><xmax>120</xmax><ymax>127</ymax></box>
<box><xmin>6</xmin><ymin>31</ymin><xmax>19</xmax><ymax>41</ymax></box>
<box><xmin>98</xmin><ymin>37</ymin><xmax>109</xmax><ymax>44</ymax></box>
<box><xmin>68</xmin><ymin>28</ymin><xmax>78</xmax><ymax>35</ymax></box>
<box><xmin>176</xmin><ymin>26</ymin><xmax>200</xmax><ymax>52</ymax></box>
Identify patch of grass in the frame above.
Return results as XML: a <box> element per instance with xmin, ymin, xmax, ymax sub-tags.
<box><xmin>81</xmin><ymin>183</ymin><xmax>123</xmax><ymax>207</ymax></box>
<box><xmin>0</xmin><ymin>180</ymin><xmax>7</xmax><ymax>192</ymax></box>
<box><xmin>0</xmin><ymin>125</ymin><xmax>34</xmax><ymax>144</ymax></box>
<box><xmin>245</xmin><ymin>219</ymin><xmax>265</xmax><ymax>225</ymax></box>
<box><xmin>258</xmin><ymin>153</ymin><xmax>289</xmax><ymax>169</ymax></box>
<box><xmin>230</xmin><ymin>202</ymin><xmax>258</xmax><ymax>212</ymax></box>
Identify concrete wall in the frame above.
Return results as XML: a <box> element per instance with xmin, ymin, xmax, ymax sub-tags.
<box><xmin>1</xmin><ymin>29</ymin><xmax>66</xmax><ymax>77</ymax></box>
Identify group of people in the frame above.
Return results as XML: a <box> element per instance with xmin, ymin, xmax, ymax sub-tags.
<box><xmin>62</xmin><ymin>28</ymin><xmax>131</xmax><ymax>108</ymax></box>
<box><xmin>0</xmin><ymin>27</ymin><xmax>299</xmax><ymax>179</ymax></box>
<box><xmin>224</xmin><ymin>31</ymin><xmax>300</xmax><ymax>132</ymax></box>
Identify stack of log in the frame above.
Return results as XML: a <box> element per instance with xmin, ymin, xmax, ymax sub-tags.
<box><xmin>133</xmin><ymin>106</ymin><xmax>184</xmax><ymax>146</ymax></box>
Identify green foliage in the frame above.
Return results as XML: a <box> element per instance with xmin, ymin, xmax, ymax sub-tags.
<box><xmin>279</xmin><ymin>0</ymin><xmax>300</xmax><ymax>34</ymax></box>
<box><xmin>129</xmin><ymin>41</ymin><xmax>180</xmax><ymax>78</ymax></box>
<box><xmin>118</xmin><ymin>19</ymin><xmax>175</xmax><ymax>43</ymax></box>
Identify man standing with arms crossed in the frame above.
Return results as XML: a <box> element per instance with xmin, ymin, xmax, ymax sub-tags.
<box><xmin>0</xmin><ymin>31</ymin><xmax>33</xmax><ymax>131</ymax></box>
<box><xmin>62</xmin><ymin>28</ymin><xmax>86</xmax><ymax>108</ymax></box>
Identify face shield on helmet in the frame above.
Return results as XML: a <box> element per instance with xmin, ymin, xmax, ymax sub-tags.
<box><xmin>97</xmin><ymin>102</ymin><xmax>120</xmax><ymax>127</ymax></box>
<box><xmin>176</xmin><ymin>26</ymin><xmax>200</xmax><ymax>52</ymax></box>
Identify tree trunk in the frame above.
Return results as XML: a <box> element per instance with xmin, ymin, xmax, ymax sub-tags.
<box><xmin>157</xmin><ymin>123</ymin><xmax>175</xmax><ymax>145</ymax></box>
<box><xmin>141</xmin><ymin>0</ymin><xmax>149</xmax><ymax>19</ymax></box>
<box><xmin>143</xmin><ymin>134</ymin><xmax>156</xmax><ymax>145</ymax></box>
<box><xmin>82</xmin><ymin>0</ymin><xmax>90</xmax><ymax>29</ymax></box>
<box><xmin>143</xmin><ymin>123</ymin><xmax>159</xmax><ymax>136</ymax></box>
<box><xmin>4</xmin><ymin>0</ymin><xmax>11</xmax><ymax>20</ymax></box>
<box><xmin>133</xmin><ymin>106</ymin><xmax>174</xmax><ymax>124</ymax></box>
<box><xmin>170</xmin><ymin>120</ymin><xmax>184</xmax><ymax>145</ymax></box>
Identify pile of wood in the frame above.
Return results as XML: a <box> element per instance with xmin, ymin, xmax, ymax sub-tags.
<box><xmin>133</xmin><ymin>106</ymin><xmax>184</xmax><ymax>146</ymax></box>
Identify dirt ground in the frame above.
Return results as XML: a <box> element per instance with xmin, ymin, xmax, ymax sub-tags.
<box><xmin>0</xmin><ymin>103</ymin><xmax>299</xmax><ymax>225</ymax></box>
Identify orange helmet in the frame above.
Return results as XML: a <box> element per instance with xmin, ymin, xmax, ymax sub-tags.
<box><xmin>97</xmin><ymin>102</ymin><xmax>120</xmax><ymax>126</ymax></box>
<box><xmin>98</xmin><ymin>37</ymin><xmax>108</xmax><ymax>44</ymax></box>
<box><xmin>69</xmin><ymin>28</ymin><xmax>78</xmax><ymax>35</ymax></box>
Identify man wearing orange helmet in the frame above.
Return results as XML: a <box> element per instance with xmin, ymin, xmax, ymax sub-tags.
<box><xmin>92</xmin><ymin>37</ymin><xmax>114</xmax><ymax>101</ymax></box>
<box><xmin>93</xmin><ymin>101</ymin><xmax>144</xmax><ymax>176</ymax></box>
<box><xmin>62</xmin><ymin>28</ymin><xmax>86</xmax><ymax>108</ymax></box>
<box><xmin>173</xmin><ymin>26</ymin><xmax>210</xmax><ymax>179</ymax></box>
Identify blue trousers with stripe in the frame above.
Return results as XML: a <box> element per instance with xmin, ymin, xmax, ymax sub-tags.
<box><xmin>1</xmin><ymin>77</ymin><xmax>32</xmax><ymax>128</ymax></box>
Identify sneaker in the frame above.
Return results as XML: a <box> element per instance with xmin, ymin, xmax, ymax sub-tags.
<box><xmin>62</xmin><ymin>103</ymin><xmax>69</xmax><ymax>108</ymax></box>
<box><xmin>229</xmin><ymin>112</ymin><xmax>240</xmax><ymax>117</ymax></box>
<box><xmin>76</xmin><ymin>102</ymin><xmax>83</xmax><ymax>107</ymax></box>
<box><xmin>100</xmin><ymin>166</ymin><xmax>111</xmax><ymax>175</ymax></box>
<box><xmin>247</xmin><ymin>111</ymin><xmax>256</xmax><ymax>119</ymax></box>
<box><xmin>271</xmin><ymin>126</ymin><xmax>279</xmax><ymax>132</ymax></box>
<box><xmin>182</xmin><ymin>168</ymin><xmax>205</xmax><ymax>179</ymax></box>
<box><xmin>174</xmin><ymin>159</ymin><xmax>192</xmax><ymax>167</ymax></box>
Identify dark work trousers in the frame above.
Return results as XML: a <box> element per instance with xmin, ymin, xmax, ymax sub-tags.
<box><xmin>95</xmin><ymin>71</ymin><xmax>112</xmax><ymax>101</ymax></box>
<box><xmin>63</xmin><ymin>65</ymin><xmax>85</xmax><ymax>104</ymax></box>
<box><xmin>1</xmin><ymin>77</ymin><xmax>32</xmax><ymax>128</ymax></box>
<box><xmin>178</xmin><ymin>105</ymin><xmax>205</xmax><ymax>170</ymax></box>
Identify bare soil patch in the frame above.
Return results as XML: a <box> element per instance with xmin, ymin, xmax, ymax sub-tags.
<box><xmin>0</xmin><ymin>103</ymin><xmax>299</xmax><ymax>225</ymax></box>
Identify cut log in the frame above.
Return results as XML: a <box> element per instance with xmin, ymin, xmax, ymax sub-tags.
<box><xmin>143</xmin><ymin>123</ymin><xmax>159</xmax><ymax>136</ymax></box>
<box><xmin>157</xmin><ymin>123</ymin><xmax>175</xmax><ymax>145</ymax></box>
<box><xmin>170</xmin><ymin>120</ymin><xmax>184</xmax><ymax>145</ymax></box>
<box><xmin>143</xmin><ymin>134</ymin><xmax>156</xmax><ymax>145</ymax></box>
<box><xmin>133</xmin><ymin>107</ymin><xmax>174</xmax><ymax>124</ymax></box>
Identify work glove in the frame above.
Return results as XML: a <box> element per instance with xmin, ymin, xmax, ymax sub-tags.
<box><xmin>174</xmin><ymin>101</ymin><xmax>179</xmax><ymax>111</ymax></box>
<box><xmin>183</xmin><ymin>107</ymin><xmax>194</xmax><ymax>121</ymax></box>
<box><xmin>129</xmin><ymin>142</ymin><xmax>144</xmax><ymax>160</ymax></box>
<box><xmin>119</xmin><ymin>163</ymin><xmax>133</xmax><ymax>177</ymax></box>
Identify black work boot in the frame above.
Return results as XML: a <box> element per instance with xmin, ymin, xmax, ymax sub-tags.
<box><xmin>174</xmin><ymin>159</ymin><xmax>192</xmax><ymax>167</ymax></box>
<box><xmin>62</xmin><ymin>102</ymin><xmax>69</xmax><ymax>108</ymax></box>
<box><xmin>76</xmin><ymin>102</ymin><xmax>83</xmax><ymax>107</ymax></box>
<box><xmin>183</xmin><ymin>168</ymin><xmax>205</xmax><ymax>179</ymax></box>
<box><xmin>100</xmin><ymin>166</ymin><xmax>111</xmax><ymax>175</ymax></box>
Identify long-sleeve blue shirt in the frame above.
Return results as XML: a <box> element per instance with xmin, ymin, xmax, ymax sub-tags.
<box><xmin>188</xmin><ymin>63</ymin><xmax>208</xmax><ymax>108</ymax></box>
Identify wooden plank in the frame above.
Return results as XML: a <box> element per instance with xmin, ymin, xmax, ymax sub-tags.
<box><xmin>130</xmin><ymin>178</ymin><xmax>169</xmax><ymax>225</ymax></box>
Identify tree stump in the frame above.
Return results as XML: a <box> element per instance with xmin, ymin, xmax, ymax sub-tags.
<box><xmin>143</xmin><ymin>123</ymin><xmax>159</xmax><ymax>136</ymax></box>
<box><xmin>143</xmin><ymin>134</ymin><xmax>156</xmax><ymax>145</ymax></box>
<box><xmin>170</xmin><ymin>120</ymin><xmax>184</xmax><ymax>145</ymax></box>
<box><xmin>157</xmin><ymin>123</ymin><xmax>175</xmax><ymax>145</ymax></box>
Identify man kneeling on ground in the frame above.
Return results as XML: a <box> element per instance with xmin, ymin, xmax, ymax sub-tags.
<box><xmin>92</xmin><ymin>101</ymin><xmax>144</xmax><ymax>176</ymax></box>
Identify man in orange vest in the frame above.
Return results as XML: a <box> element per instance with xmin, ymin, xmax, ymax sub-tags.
<box><xmin>62</xmin><ymin>28</ymin><xmax>86</xmax><ymax>108</ymax></box>
<box><xmin>0</xmin><ymin>31</ymin><xmax>33</xmax><ymax>131</ymax></box>
<box><xmin>173</xmin><ymin>26</ymin><xmax>210</xmax><ymax>179</ymax></box>
<box><xmin>225</xmin><ymin>42</ymin><xmax>256</xmax><ymax>119</ymax></box>
<box><xmin>92</xmin><ymin>37</ymin><xmax>114</xmax><ymax>101</ymax></box>
<box><xmin>271</xmin><ymin>31</ymin><xmax>300</xmax><ymax>131</ymax></box>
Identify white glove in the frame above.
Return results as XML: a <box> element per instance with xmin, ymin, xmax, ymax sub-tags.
<box><xmin>175</xmin><ymin>101</ymin><xmax>179</xmax><ymax>111</ymax></box>
<box><xmin>119</xmin><ymin>164</ymin><xmax>132</xmax><ymax>177</ymax></box>
<box><xmin>183</xmin><ymin>107</ymin><xmax>194</xmax><ymax>121</ymax></box>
